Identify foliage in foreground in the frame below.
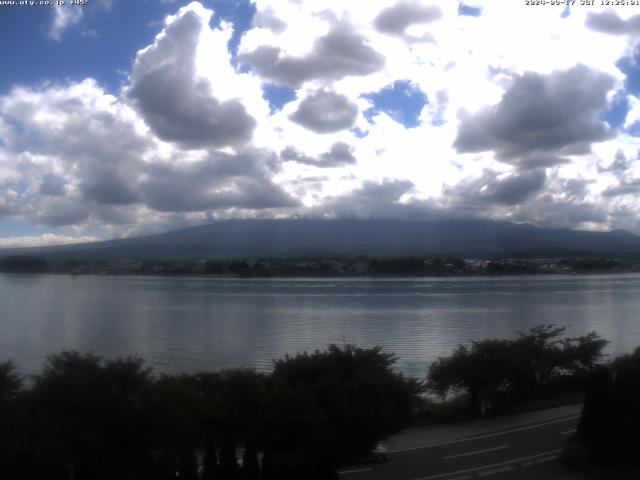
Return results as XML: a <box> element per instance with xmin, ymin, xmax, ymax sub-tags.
<box><xmin>0</xmin><ymin>345</ymin><xmax>419</xmax><ymax>480</ymax></box>
<box><xmin>570</xmin><ymin>347</ymin><xmax>640</xmax><ymax>468</ymax></box>
<box><xmin>427</xmin><ymin>325</ymin><xmax>608</xmax><ymax>414</ymax></box>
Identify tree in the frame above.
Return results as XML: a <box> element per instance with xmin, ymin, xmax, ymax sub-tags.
<box><xmin>194</xmin><ymin>369</ymin><xmax>268</xmax><ymax>480</ymax></box>
<box><xmin>574</xmin><ymin>347</ymin><xmax>640</xmax><ymax>468</ymax></box>
<box><xmin>263</xmin><ymin>345</ymin><xmax>421</xmax><ymax>477</ymax></box>
<box><xmin>0</xmin><ymin>360</ymin><xmax>21</xmax><ymax>402</ymax></box>
<box><xmin>0</xmin><ymin>361</ymin><xmax>25</xmax><ymax>478</ymax></box>
<box><xmin>609</xmin><ymin>347</ymin><xmax>640</xmax><ymax>466</ymax></box>
<box><xmin>147</xmin><ymin>374</ymin><xmax>201</xmax><ymax>479</ymax></box>
<box><xmin>576</xmin><ymin>366</ymin><xmax>615</xmax><ymax>465</ymax></box>
<box><xmin>428</xmin><ymin>325</ymin><xmax>608</xmax><ymax>413</ymax></box>
<box><xmin>27</xmin><ymin>351</ymin><xmax>156</xmax><ymax>480</ymax></box>
<box><xmin>428</xmin><ymin>340</ymin><xmax>514</xmax><ymax>413</ymax></box>
<box><xmin>510</xmin><ymin>325</ymin><xmax>608</xmax><ymax>398</ymax></box>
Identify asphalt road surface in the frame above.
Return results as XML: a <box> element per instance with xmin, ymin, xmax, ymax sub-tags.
<box><xmin>339</xmin><ymin>414</ymin><xmax>580</xmax><ymax>480</ymax></box>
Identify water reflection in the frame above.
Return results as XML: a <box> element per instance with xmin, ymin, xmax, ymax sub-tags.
<box><xmin>2</xmin><ymin>273</ymin><xmax>640</xmax><ymax>377</ymax></box>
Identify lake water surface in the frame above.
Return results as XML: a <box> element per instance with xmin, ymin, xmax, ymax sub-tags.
<box><xmin>2</xmin><ymin>273</ymin><xmax>640</xmax><ymax>378</ymax></box>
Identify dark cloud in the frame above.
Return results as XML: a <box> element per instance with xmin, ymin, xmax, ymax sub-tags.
<box><xmin>1</xmin><ymin>79</ymin><xmax>151</xmax><ymax>221</ymax></box>
<box><xmin>289</xmin><ymin>90</ymin><xmax>358</xmax><ymax>133</ymax></box>
<box><xmin>602</xmin><ymin>178</ymin><xmax>640</xmax><ymax>197</ymax></box>
<box><xmin>80</xmin><ymin>170</ymin><xmax>140</xmax><ymax>205</ymax></box>
<box><xmin>454</xmin><ymin>65</ymin><xmax>615</xmax><ymax>169</ymax></box>
<box><xmin>92</xmin><ymin>204</ymin><xmax>139</xmax><ymax>226</ymax></box>
<box><xmin>128</xmin><ymin>9</ymin><xmax>256</xmax><ymax>149</ymax></box>
<box><xmin>39</xmin><ymin>174</ymin><xmax>66</xmax><ymax>197</ymax></box>
<box><xmin>562</xmin><ymin>178</ymin><xmax>595</xmax><ymax>199</ymax></box>
<box><xmin>498</xmin><ymin>175</ymin><xmax>606</xmax><ymax>229</ymax></box>
<box><xmin>1</xmin><ymin>70</ymin><xmax>296</xmax><ymax>231</ymax></box>
<box><xmin>373</xmin><ymin>1</ymin><xmax>441</xmax><ymax>41</ymax></box>
<box><xmin>24</xmin><ymin>91</ymin><xmax>146</xmax><ymax>207</ymax></box>
<box><xmin>280</xmin><ymin>146</ymin><xmax>314</xmax><ymax>164</ymax></box>
<box><xmin>478</xmin><ymin>170</ymin><xmax>546</xmax><ymax>205</ymax></box>
<box><xmin>281</xmin><ymin>142</ymin><xmax>356</xmax><ymax>168</ymax></box>
<box><xmin>317</xmin><ymin>179</ymin><xmax>420</xmax><ymax>218</ymax></box>
<box><xmin>513</xmin><ymin>195</ymin><xmax>607</xmax><ymax>228</ymax></box>
<box><xmin>239</xmin><ymin>24</ymin><xmax>385</xmax><ymax>87</ymax></box>
<box><xmin>501</xmin><ymin>154</ymin><xmax>570</xmax><ymax>170</ymax></box>
<box><xmin>586</xmin><ymin>10</ymin><xmax>640</xmax><ymax>35</ymax></box>
<box><xmin>320</xmin><ymin>142</ymin><xmax>356</xmax><ymax>166</ymax></box>
<box><xmin>443</xmin><ymin>169</ymin><xmax>547</xmax><ymax>210</ymax></box>
<box><xmin>438</xmin><ymin>172</ymin><xmax>605</xmax><ymax>230</ymax></box>
<box><xmin>37</xmin><ymin>198</ymin><xmax>90</xmax><ymax>227</ymax></box>
<box><xmin>0</xmin><ymin>193</ymin><xmax>18</xmax><ymax>217</ymax></box>
<box><xmin>140</xmin><ymin>150</ymin><xmax>298</xmax><ymax>213</ymax></box>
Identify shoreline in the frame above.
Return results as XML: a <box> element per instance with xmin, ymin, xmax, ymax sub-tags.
<box><xmin>1</xmin><ymin>269</ymin><xmax>639</xmax><ymax>279</ymax></box>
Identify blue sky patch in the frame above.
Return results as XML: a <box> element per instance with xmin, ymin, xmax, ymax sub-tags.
<box><xmin>0</xmin><ymin>2</ymin><xmax>172</xmax><ymax>94</ymax></box>
<box><xmin>617</xmin><ymin>47</ymin><xmax>640</xmax><ymax>98</ymax></box>
<box><xmin>603</xmin><ymin>90</ymin><xmax>630</xmax><ymax>129</ymax></box>
<box><xmin>351</xmin><ymin>127</ymin><xmax>369</xmax><ymax>139</ymax></box>
<box><xmin>209</xmin><ymin>0</ymin><xmax>256</xmax><ymax>62</ymax></box>
<box><xmin>0</xmin><ymin>0</ymin><xmax>255</xmax><ymax>95</ymax></box>
<box><xmin>362</xmin><ymin>80</ymin><xmax>428</xmax><ymax>129</ymax></box>
<box><xmin>0</xmin><ymin>218</ymin><xmax>46</xmax><ymax>237</ymax></box>
<box><xmin>627</xmin><ymin>121</ymin><xmax>640</xmax><ymax>137</ymax></box>
<box><xmin>263</xmin><ymin>85</ymin><xmax>297</xmax><ymax>113</ymax></box>
<box><xmin>458</xmin><ymin>3</ymin><xmax>482</xmax><ymax>17</ymax></box>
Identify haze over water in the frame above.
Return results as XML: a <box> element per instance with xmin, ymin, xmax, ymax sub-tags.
<box><xmin>2</xmin><ymin>273</ymin><xmax>639</xmax><ymax>378</ymax></box>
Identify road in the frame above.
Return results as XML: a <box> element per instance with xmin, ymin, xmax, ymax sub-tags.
<box><xmin>339</xmin><ymin>413</ymin><xmax>579</xmax><ymax>480</ymax></box>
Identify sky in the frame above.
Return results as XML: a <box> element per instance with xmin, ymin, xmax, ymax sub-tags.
<box><xmin>1</xmin><ymin>0</ymin><xmax>640</xmax><ymax>246</ymax></box>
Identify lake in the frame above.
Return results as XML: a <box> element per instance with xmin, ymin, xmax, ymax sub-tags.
<box><xmin>1</xmin><ymin>273</ymin><xmax>640</xmax><ymax>378</ymax></box>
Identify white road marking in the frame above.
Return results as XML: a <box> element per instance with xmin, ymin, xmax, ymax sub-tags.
<box><xmin>536</xmin><ymin>456</ymin><xmax>557</xmax><ymax>464</ymax></box>
<box><xmin>477</xmin><ymin>466</ymin><xmax>515</xmax><ymax>477</ymax></box>
<box><xmin>409</xmin><ymin>449</ymin><xmax>562</xmax><ymax>480</ymax></box>
<box><xmin>562</xmin><ymin>429</ymin><xmax>577</xmax><ymax>435</ymax></box>
<box><xmin>339</xmin><ymin>468</ymin><xmax>372</xmax><ymax>474</ymax></box>
<box><xmin>388</xmin><ymin>415</ymin><xmax>579</xmax><ymax>454</ymax></box>
<box><xmin>444</xmin><ymin>445</ymin><xmax>509</xmax><ymax>460</ymax></box>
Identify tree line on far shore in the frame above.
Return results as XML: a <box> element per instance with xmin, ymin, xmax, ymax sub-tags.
<box><xmin>1</xmin><ymin>324</ymin><xmax>637</xmax><ymax>478</ymax></box>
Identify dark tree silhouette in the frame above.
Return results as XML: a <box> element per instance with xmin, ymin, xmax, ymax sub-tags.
<box><xmin>428</xmin><ymin>325</ymin><xmax>608</xmax><ymax>413</ymax></box>
<box><xmin>577</xmin><ymin>366</ymin><xmax>615</xmax><ymax>465</ymax></box>
<box><xmin>428</xmin><ymin>340</ymin><xmax>514</xmax><ymax>413</ymax></box>
<box><xmin>0</xmin><ymin>361</ymin><xmax>25</xmax><ymax>478</ymax></box>
<box><xmin>263</xmin><ymin>344</ymin><xmax>421</xmax><ymax>477</ymax></box>
<box><xmin>241</xmin><ymin>444</ymin><xmax>260</xmax><ymax>480</ymax></box>
<box><xmin>0</xmin><ymin>361</ymin><xmax>21</xmax><ymax>402</ymax></box>
<box><xmin>27</xmin><ymin>352</ymin><xmax>155</xmax><ymax>480</ymax></box>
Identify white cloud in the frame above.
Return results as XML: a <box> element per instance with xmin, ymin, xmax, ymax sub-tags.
<box><xmin>127</xmin><ymin>3</ymin><xmax>258</xmax><ymax>149</ymax></box>
<box><xmin>50</xmin><ymin>6</ymin><xmax>84</xmax><ymax>41</ymax></box>
<box><xmin>0</xmin><ymin>234</ymin><xmax>99</xmax><ymax>248</ymax></box>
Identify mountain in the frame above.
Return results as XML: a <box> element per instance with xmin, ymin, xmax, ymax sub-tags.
<box><xmin>3</xmin><ymin>219</ymin><xmax>640</xmax><ymax>260</ymax></box>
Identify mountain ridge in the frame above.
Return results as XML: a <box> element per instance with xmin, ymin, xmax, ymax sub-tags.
<box><xmin>2</xmin><ymin>218</ymin><xmax>640</xmax><ymax>260</ymax></box>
